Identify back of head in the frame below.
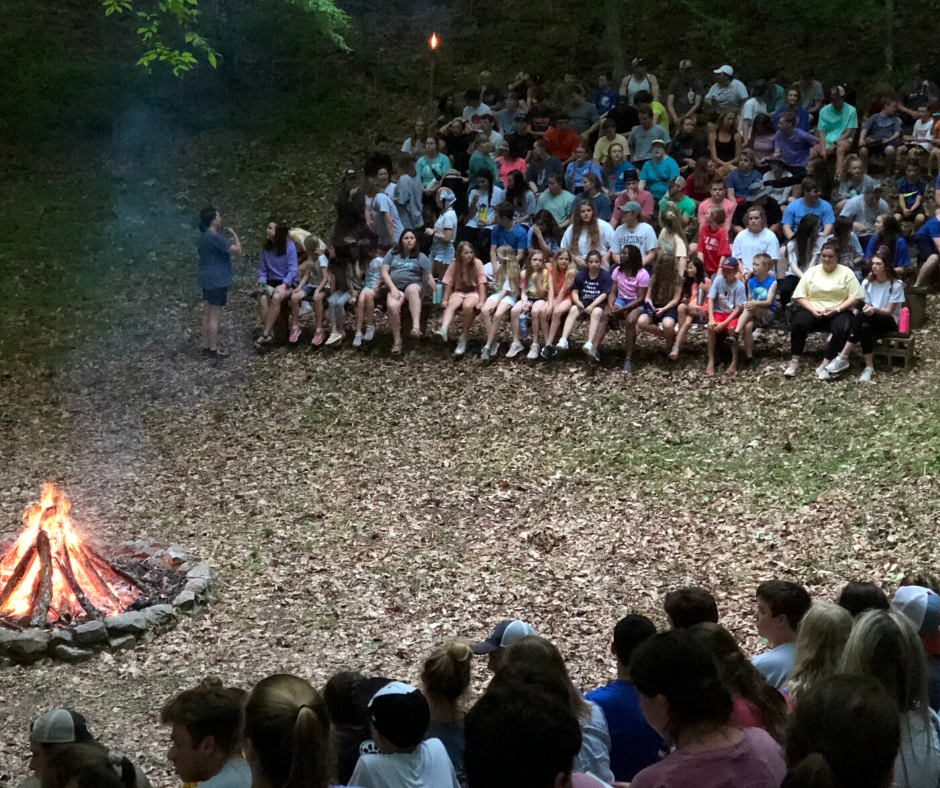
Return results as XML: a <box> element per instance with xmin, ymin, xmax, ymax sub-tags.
<box><xmin>838</xmin><ymin>581</ymin><xmax>889</xmax><ymax>618</ymax></box>
<box><xmin>783</xmin><ymin>675</ymin><xmax>900</xmax><ymax>788</ymax></box>
<box><xmin>629</xmin><ymin>630</ymin><xmax>732</xmax><ymax>737</ymax></box>
<box><xmin>199</xmin><ymin>206</ymin><xmax>218</xmax><ymax>232</ymax></box>
<box><xmin>613</xmin><ymin>614</ymin><xmax>656</xmax><ymax>667</ymax></box>
<box><xmin>244</xmin><ymin>674</ymin><xmax>332</xmax><ymax>788</ymax></box>
<box><xmin>465</xmin><ymin>680</ymin><xmax>582</xmax><ymax>788</ymax></box>
<box><xmin>840</xmin><ymin>610</ymin><xmax>926</xmax><ymax>712</ymax></box>
<box><xmin>787</xmin><ymin>601</ymin><xmax>854</xmax><ymax>702</ymax></box>
<box><xmin>323</xmin><ymin>671</ymin><xmax>367</xmax><ymax>727</ymax></box>
<box><xmin>31</xmin><ymin>709</ymin><xmax>97</xmax><ymax>747</ymax></box>
<box><xmin>45</xmin><ymin>744</ymin><xmax>134</xmax><ymax>788</ymax></box>
<box><xmin>422</xmin><ymin>639</ymin><xmax>473</xmax><ymax>702</ymax></box>
<box><xmin>664</xmin><ymin>586</ymin><xmax>720</xmax><ymax>629</ymax></box>
<box><xmin>367</xmin><ymin>682</ymin><xmax>431</xmax><ymax>749</ymax></box>
<box><xmin>160</xmin><ymin>683</ymin><xmax>246</xmax><ymax>756</ymax></box>
<box><xmin>757</xmin><ymin>579</ymin><xmax>812</xmax><ymax>631</ymax></box>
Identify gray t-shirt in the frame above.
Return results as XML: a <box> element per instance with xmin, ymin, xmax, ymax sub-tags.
<box><xmin>201</xmin><ymin>759</ymin><xmax>251</xmax><ymax>788</ymax></box>
<box><xmin>752</xmin><ymin>642</ymin><xmax>796</xmax><ymax>689</ymax></box>
<box><xmin>565</xmin><ymin>100</ymin><xmax>600</xmax><ymax>134</ymax></box>
<box><xmin>840</xmin><ymin>194</ymin><xmax>891</xmax><ymax>235</ymax></box>
<box><xmin>834</xmin><ymin>174</ymin><xmax>877</xmax><ymax>204</ymax></box>
<box><xmin>383</xmin><ymin>249</ymin><xmax>433</xmax><ymax>289</ymax></box>
<box><xmin>863</xmin><ymin>112</ymin><xmax>902</xmax><ymax>141</ymax></box>
<box><xmin>628</xmin><ymin>123</ymin><xmax>671</xmax><ymax>163</ymax></box>
<box><xmin>394</xmin><ymin>173</ymin><xmax>424</xmax><ymax>229</ymax></box>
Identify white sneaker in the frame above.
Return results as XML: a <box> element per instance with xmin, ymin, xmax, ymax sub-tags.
<box><xmin>455</xmin><ymin>338</ymin><xmax>467</xmax><ymax>356</ymax></box>
<box><xmin>352</xmin><ymin>332</ymin><xmax>363</xmax><ymax>347</ymax></box>
<box><xmin>784</xmin><ymin>359</ymin><xmax>799</xmax><ymax>378</ymax></box>
<box><xmin>557</xmin><ymin>337</ymin><xmax>569</xmax><ymax>350</ymax></box>
<box><xmin>859</xmin><ymin>366</ymin><xmax>874</xmax><ymax>383</ymax></box>
<box><xmin>480</xmin><ymin>345</ymin><xmax>491</xmax><ymax>361</ymax></box>
<box><xmin>434</xmin><ymin>326</ymin><xmax>448</xmax><ymax>343</ymax></box>
<box><xmin>325</xmin><ymin>331</ymin><xmax>343</xmax><ymax>346</ymax></box>
<box><xmin>506</xmin><ymin>341</ymin><xmax>524</xmax><ymax>358</ymax></box>
<box><xmin>364</xmin><ymin>325</ymin><xmax>375</xmax><ymax>341</ymax></box>
<box><xmin>488</xmin><ymin>339</ymin><xmax>499</xmax><ymax>356</ymax></box>
<box><xmin>826</xmin><ymin>356</ymin><xmax>850</xmax><ymax>375</ymax></box>
<box><xmin>527</xmin><ymin>342</ymin><xmax>540</xmax><ymax>359</ymax></box>
<box><xmin>816</xmin><ymin>364</ymin><xmax>831</xmax><ymax>380</ymax></box>
<box><xmin>752</xmin><ymin>328</ymin><xmax>763</xmax><ymax>340</ymax></box>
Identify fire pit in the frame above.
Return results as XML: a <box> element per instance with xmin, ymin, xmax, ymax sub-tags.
<box><xmin>0</xmin><ymin>485</ymin><xmax>215</xmax><ymax>664</ymax></box>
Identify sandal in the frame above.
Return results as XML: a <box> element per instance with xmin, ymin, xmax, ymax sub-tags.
<box><xmin>255</xmin><ymin>334</ymin><xmax>274</xmax><ymax>346</ymax></box>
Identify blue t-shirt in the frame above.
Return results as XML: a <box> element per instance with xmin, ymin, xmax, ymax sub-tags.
<box><xmin>752</xmin><ymin>642</ymin><xmax>796</xmax><ymax>689</ymax></box>
<box><xmin>197</xmin><ymin>230</ymin><xmax>233</xmax><ymax>289</ymax></box>
<box><xmin>865</xmin><ymin>235</ymin><xmax>912</xmax><ymax>268</ymax></box>
<box><xmin>609</xmin><ymin>161</ymin><xmax>637</xmax><ymax>193</ymax></box>
<box><xmin>863</xmin><ymin>112</ymin><xmax>902</xmax><ymax>141</ymax></box>
<box><xmin>748</xmin><ymin>273</ymin><xmax>777</xmax><ymax>314</ymax></box>
<box><xmin>569</xmin><ymin>191</ymin><xmax>613</xmax><ymax>223</ymax></box>
<box><xmin>491</xmin><ymin>222</ymin><xmax>529</xmax><ymax>252</ymax></box>
<box><xmin>916</xmin><ymin>216</ymin><xmax>940</xmax><ymax>241</ymax></box>
<box><xmin>782</xmin><ymin>197</ymin><xmax>836</xmax><ymax>232</ymax></box>
<box><xmin>772</xmin><ymin>105</ymin><xmax>810</xmax><ymax>131</ymax></box>
<box><xmin>639</xmin><ymin>156</ymin><xmax>680</xmax><ymax>200</ymax></box>
<box><xmin>573</xmin><ymin>267</ymin><xmax>612</xmax><ymax>305</ymax></box>
<box><xmin>897</xmin><ymin>177</ymin><xmax>927</xmax><ymax>209</ymax></box>
<box><xmin>592</xmin><ymin>87</ymin><xmax>620</xmax><ymax>116</ymax></box>
<box><xmin>587</xmin><ymin>680</ymin><xmax>663</xmax><ymax>782</ymax></box>
<box><xmin>497</xmin><ymin>107</ymin><xmax>524</xmax><ymax>135</ymax></box>
<box><xmin>725</xmin><ymin>168</ymin><xmax>762</xmax><ymax>196</ymax></box>
<box><xmin>566</xmin><ymin>159</ymin><xmax>604</xmax><ymax>193</ymax></box>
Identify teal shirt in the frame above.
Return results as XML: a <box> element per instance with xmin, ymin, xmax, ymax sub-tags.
<box><xmin>468</xmin><ymin>151</ymin><xmax>501</xmax><ymax>189</ymax></box>
<box><xmin>415</xmin><ymin>153</ymin><xmax>449</xmax><ymax>187</ymax></box>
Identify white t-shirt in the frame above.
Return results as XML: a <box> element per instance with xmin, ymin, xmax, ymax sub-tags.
<box><xmin>786</xmin><ymin>235</ymin><xmax>825</xmax><ymax>272</ymax></box>
<box><xmin>738</xmin><ymin>97</ymin><xmax>767</xmax><ymax>136</ymax></box>
<box><xmin>485</xmin><ymin>129</ymin><xmax>504</xmax><ymax>158</ymax></box>
<box><xmin>562</xmin><ymin>220</ymin><xmax>616</xmax><ymax>259</ymax></box>
<box><xmin>912</xmin><ymin>118</ymin><xmax>935</xmax><ymax>151</ymax></box>
<box><xmin>462</xmin><ymin>103</ymin><xmax>492</xmax><ymax>130</ymax></box>
<box><xmin>465</xmin><ymin>186</ymin><xmax>504</xmax><ymax>228</ymax></box>
<box><xmin>864</xmin><ymin>278</ymin><xmax>905</xmax><ymax>323</ymax></box>
<box><xmin>613</xmin><ymin>221</ymin><xmax>659</xmax><ymax>259</ymax></box>
<box><xmin>350</xmin><ymin>738</ymin><xmax>460</xmax><ymax>788</ymax></box>
<box><xmin>732</xmin><ymin>227</ymin><xmax>780</xmax><ymax>271</ymax></box>
<box><xmin>705</xmin><ymin>78</ymin><xmax>748</xmax><ymax>108</ymax></box>
<box><xmin>429</xmin><ymin>209</ymin><xmax>458</xmax><ymax>262</ymax></box>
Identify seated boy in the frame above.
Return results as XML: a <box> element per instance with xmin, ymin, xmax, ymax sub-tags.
<box><xmin>896</xmin><ymin>161</ymin><xmax>928</xmax><ymax>231</ymax></box>
<box><xmin>752</xmin><ymin>579</ymin><xmax>812</xmax><ymax>688</ymax></box>
<box><xmin>691</xmin><ymin>206</ymin><xmax>731</xmax><ymax>278</ymax></box>
<box><xmin>736</xmin><ymin>252</ymin><xmax>777</xmax><ymax>370</ymax></box>
<box><xmin>706</xmin><ymin>256</ymin><xmax>746</xmax><ymax>377</ymax></box>
<box><xmin>350</xmin><ymin>682</ymin><xmax>459</xmax><ymax>788</ymax></box>
<box><xmin>664</xmin><ymin>587</ymin><xmax>720</xmax><ymax>628</ymax></box>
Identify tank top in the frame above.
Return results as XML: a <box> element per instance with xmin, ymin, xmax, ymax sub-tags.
<box><xmin>627</xmin><ymin>75</ymin><xmax>651</xmax><ymax>105</ymax></box>
<box><xmin>715</xmin><ymin>133</ymin><xmax>737</xmax><ymax>163</ymax></box>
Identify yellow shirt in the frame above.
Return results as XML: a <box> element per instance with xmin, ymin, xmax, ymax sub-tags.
<box><xmin>593</xmin><ymin>133</ymin><xmax>629</xmax><ymax>163</ymax></box>
<box><xmin>792</xmin><ymin>263</ymin><xmax>863</xmax><ymax>311</ymax></box>
<box><xmin>651</xmin><ymin>101</ymin><xmax>668</xmax><ymax>128</ymax></box>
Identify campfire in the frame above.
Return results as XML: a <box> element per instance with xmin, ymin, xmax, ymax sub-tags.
<box><xmin>0</xmin><ymin>484</ymin><xmax>141</xmax><ymax>628</ymax></box>
<box><xmin>0</xmin><ymin>485</ymin><xmax>215</xmax><ymax>664</ymax></box>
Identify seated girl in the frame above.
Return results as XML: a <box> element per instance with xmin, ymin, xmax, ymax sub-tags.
<box><xmin>528</xmin><ymin>210</ymin><xmax>563</xmax><ymax>258</ymax></box>
<box><xmin>592</xmin><ymin>244</ymin><xmax>648</xmax><ymax>374</ymax></box>
<box><xmin>504</xmin><ymin>171</ymin><xmax>537</xmax><ymax>225</ymax></box>
<box><xmin>289</xmin><ymin>232</ymin><xmax>328</xmax><ymax>345</ymax></box>
<box><xmin>507</xmin><ymin>249</ymin><xmax>553</xmax><ymax>359</ymax></box>
<box><xmin>352</xmin><ymin>244</ymin><xmax>384</xmax><ymax>347</ymax></box>
<box><xmin>637</xmin><ymin>251</ymin><xmax>682</xmax><ymax>356</ymax></box>
<box><xmin>540</xmin><ymin>249</ymin><xmax>577</xmax><ymax>359</ymax></box>
<box><xmin>324</xmin><ymin>245</ymin><xmax>358</xmax><ymax>346</ymax></box>
<box><xmin>708</xmin><ymin>111</ymin><xmax>743</xmax><ymax>180</ymax></box>
<box><xmin>435</xmin><ymin>241</ymin><xmax>487</xmax><ymax>356</ymax></box>
<box><xmin>657</xmin><ymin>209</ymin><xmax>689</xmax><ymax>267</ymax></box>
<box><xmin>256</xmin><ymin>221</ymin><xmax>298</xmax><ymax>346</ymax></box>
<box><xmin>380</xmin><ymin>230</ymin><xmax>436</xmax><ymax>354</ymax></box>
<box><xmin>480</xmin><ymin>245</ymin><xmax>522</xmax><ymax>360</ymax></box>
<box><xmin>670</xmin><ymin>256</ymin><xmax>711</xmax><ymax>360</ymax></box>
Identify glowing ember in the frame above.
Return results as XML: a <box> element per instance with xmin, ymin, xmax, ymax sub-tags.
<box><xmin>0</xmin><ymin>484</ymin><xmax>140</xmax><ymax>625</ymax></box>
<box><xmin>429</xmin><ymin>32</ymin><xmax>438</xmax><ymax>50</ymax></box>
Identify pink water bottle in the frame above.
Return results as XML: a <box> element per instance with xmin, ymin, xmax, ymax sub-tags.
<box><xmin>899</xmin><ymin>307</ymin><xmax>910</xmax><ymax>334</ymax></box>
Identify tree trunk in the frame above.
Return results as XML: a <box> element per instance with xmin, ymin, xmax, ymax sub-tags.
<box><xmin>604</xmin><ymin>0</ymin><xmax>625</xmax><ymax>84</ymax></box>
<box><xmin>885</xmin><ymin>0</ymin><xmax>894</xmax><ymax>73</ymax></box>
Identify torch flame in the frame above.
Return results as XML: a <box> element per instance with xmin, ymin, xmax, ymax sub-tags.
<box><xmin>0</xmin><ymin>484</ymin><xmax>139</xmax><ymax>622</ymax></box>
<box><xmin>430</xmin><ymin>32</ymin><xmax>438</xmax><ymax>50</ymax></box>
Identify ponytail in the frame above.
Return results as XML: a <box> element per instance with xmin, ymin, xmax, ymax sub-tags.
<box><xmin>287</xmin><ymin>704</ymin><xmax>332</xmax><ymax>788</ymax></box>
<box><xmin>422</xmin><ymin>639</ymin><xmax>473</xmax><ymax>702</ymax></box>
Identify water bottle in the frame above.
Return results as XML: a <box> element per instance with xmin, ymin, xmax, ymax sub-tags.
<box><xmin>696</xmin><ymin>285</ymin><xmax>705</xmax><ymax>306</ymax></box>
<box><xmin>521</xmin><ymin>312</ymin><xmax>528</xmax><ymax>339</ymax></box>
<box><xmin>899</xmin><ymin>307</ymin><xmax>910</xmax><ymax>334</ymax></box>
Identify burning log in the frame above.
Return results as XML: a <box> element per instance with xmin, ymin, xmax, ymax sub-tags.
<box><xmin>29</xmin><ymin>532</ymin><xmax>54</xmax><ymax>628</ymax></box>
<box><xmin>0</xmin><ymin>542</ymin><xmax>37</xmax><ymax>611</ymax></box>
<box><xmin>82</xmin><ymin>546</ymin><xmax>144</xmax><ymax>593</ymax></box>
<box><xmin>56</xmin><ymin>548</ymin><xmax>102</xmax><ymax>622</ymax></box>
<box><xmin>76</xmin><ymin>548</ymin><xmax>122</xmax><ymax>610</ymax></box>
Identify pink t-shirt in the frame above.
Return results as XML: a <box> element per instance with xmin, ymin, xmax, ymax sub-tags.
<box><xmin>613</xmin><ymin>190</ymin><xmax>655</xmax><ymax>224</ymax></box>
<box><xmin>630</xmin><ymin>727</ymin><xmax>786</xmax><ymax>788</ymax></box>
<box><xmin>442</xmin><ymin>258</ymin><xmax>486</xmax><ymax>292</ymax></box>
<box><xmin>496</xmin><ymin>156</ymin><xmax>527</xmax><ymax>185</ymax></box>
<box><xmin>697</xmin><ymin>197</ymin><xmax>737</xmax><ymax>230</ymax></box>
<box><xmin>611</xmin><ymin>267</ymin><xmax>650</xmax><ymax>302</ymax></box>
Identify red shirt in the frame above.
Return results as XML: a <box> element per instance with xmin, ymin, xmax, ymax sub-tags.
<box><xmin>544</xmin><ymin>127</ymin><xmax>580</xmax><ymax>162</ymax></box>
<box><xmin>698</xmin><ymin>223</ymin><xmax>731</xmax><ymax>275</ymax></box>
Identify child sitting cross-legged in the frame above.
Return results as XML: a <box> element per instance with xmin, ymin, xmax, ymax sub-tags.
<box><xmin>706</xmin><ymin>256</ymin><xmax>746</xmax><ymax>377</ymax></box>
<box><xmin>736</xmin><ymin>252</ymin><xmax>777</xmax><ymax>371</ymax></box>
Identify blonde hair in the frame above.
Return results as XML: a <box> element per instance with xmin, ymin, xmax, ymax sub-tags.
<box><xmin>550</xmin><ymin>249</ymin><xmax>576</xmax><ymax>292</ymax></box>
<box><xmin>786</xmin><ymin>601</ymin><xmax>853</xmax><ymax>702</ymax></box>
<box><xmin>493</xmin><ymin>245</ymin><xmax>521</xmax><ymax>297</ymax></box>
<box><xmin>422</xmin><ymin>639</ymin><xmax>473</xmax><ymax>702</ymax></box>
<box><xmin>659</xmin><ymin>209</ymin><xmax>684</xmax><ymax>239</ymax></box>
<box><xmin>244</xmin><ymin>674</ymin><xmax>332</xmax><ymax>788</ymax></box>
<box><xmin>303</xmin><ymin>234</ymin><xmax>327</xmax><ymax>258</ymax></box>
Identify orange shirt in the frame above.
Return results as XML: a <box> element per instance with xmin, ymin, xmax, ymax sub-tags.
<box><xmin>544</xmin><ymin>127</ymin><xmax>579</xmax><ymax>162</ymax></box>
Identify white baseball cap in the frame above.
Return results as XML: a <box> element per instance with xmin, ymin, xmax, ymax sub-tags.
<box><xmin>714</xmin><ymin>65</ymin><xmax>734</xmax><ymax>76</ymax></box>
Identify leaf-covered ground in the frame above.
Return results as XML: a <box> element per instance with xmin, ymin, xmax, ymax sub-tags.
<box><xmin>1</xmin><ymin>131</ymin><xmax>939</xmax><ymax>787</ymax></box>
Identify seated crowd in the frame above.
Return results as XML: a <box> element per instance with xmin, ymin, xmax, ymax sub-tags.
<box><xmin>26</xmin><ymin>573</ymin><xmax>940</xmax><ymax>788</ymax></box>
<box><xmin>198</xmin><ymin>64</ymin><xmax>940</xmax><ymax>380</ymax></box>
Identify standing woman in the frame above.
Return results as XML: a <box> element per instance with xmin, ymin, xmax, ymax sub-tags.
<box><xmin>381</xmin><ymin>230</ymin><xmax>435</xmax><ymax>354</ymax></box>
<box><xmin>709</xmin><ymin>111</ymin><xmax>743</xmax><ymax>179</ymax></box>
<box><xmin>784</xmin><ymin>241</ymin><xmax>863</xmax><ymax>379</ymax></box>
<box><xmin>197</xmin><ymin>206</ymin><xmax>241</xmax><ymax>360</ymax></box>
<box><xmin>824</xmin><ymin>249</ymin><xmax>905</xmax><ymax>383</ymax></box>
<box><xmin>256</xmin><ymin>220</ymin><xmax>297</xmax><ymax>346</ymax></box>
<box><xmin>427</xmin><ymin>187</ymin><xmax>459</xmax><ymax>277</ymax></box>
<box><xmin>402</xmin><ymin>119</ymin><xmax>428</xmax><ymax>160</ymax></box>
<box><xmin>562</xmin><ymin>199</ymin><xmax>616</xmax><ymax>267</ymax></box>
<box><xmin>435</xmin><ymin>241</ymin><xmax>487</xmax><ymax>356</ymax></box>
<box><xmin>540</xmin><ymin>248</ymin><xmax>577</xmax><ymax>358</ymax></box>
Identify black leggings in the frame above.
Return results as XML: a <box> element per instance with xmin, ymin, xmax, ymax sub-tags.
<box><xmin>790</xmin><ymin>307</ymin><xmax>853</xmax><ymax>358</ymax></box>
<box><xmin>848</xmin><ymin>311</ymin><xmax>898</xmax><ymax>354</ymax></box>
<box><xmin>778</xmin><ymin>274</ymin><xmax>801</xmax><ymax>312</ymax></box>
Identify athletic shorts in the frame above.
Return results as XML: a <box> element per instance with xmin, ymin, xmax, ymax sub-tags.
<box><xmin>202</xmin><ymin>287</ymin><xmax>228</xmax><ymax>306</ymax></box>
<box><xmin>259</xmin><ymin>279</ymin><xmax>285</xmax><ymax>297</ymax></box>
<box><xmin>712</xmin><ymin>311</ymin><xmax>739</xmax><ymax>332</ymax></box>
<box><xmin>301</xmin><ymin>284</ymin><xmax>329</xmax><ymax>299</ymax></box>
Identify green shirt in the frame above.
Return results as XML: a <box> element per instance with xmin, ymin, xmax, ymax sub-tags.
<box><xmin>468</xmin><ymin>151</ymin><xmax>501</xmax><ymax>189</ymax></box>
<box><xmin>536</xmin><ymin>190</ymin><xmax>576</xmax><ymax>224</ymax></box>
<box><xmin>817</xmin><ymin>102</ymin><xmax>858</xmax><ymax>148</ymax></box>
<box><xmin>659</xmin><ymin>194</ymin><xmax>696</xmax><ymax>218</ymax></box>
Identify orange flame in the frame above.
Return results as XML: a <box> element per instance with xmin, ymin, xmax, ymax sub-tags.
<box><xmin>0</xmin><ymin>484</ymin><xmax>139</xmax><ymax>622</ymax></box>
<box><xmin>429</xmin><ymin>32</ymin><xmax>438</xmax><ymax>50</ymax></box>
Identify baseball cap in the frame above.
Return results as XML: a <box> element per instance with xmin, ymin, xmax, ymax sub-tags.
<box><xmin>672</xmin><ymin>175</ymin><xmax>686</xmax><ymax>188</ymax></box>
<box><xmin>891</xmin><ymin>586</ymin><xmax>940</xmax><ymax>636</ymax></box>
<box><xmin>622</xmin><ymin>200</ymin><xmax>642</xmax><ymax>213</ymax></box>
<box><xmin>368</xmin><ymin>682</ymin><xmax>431</xmax><ymax>748</ymax></box>
<box><xmin>714</xmin><ymin>65</ymin><xmax>734</xmax><ymax>76</ymax></box>
<box><xmin>623</xmin><ymin>168</ymin><xmax>640</xmax><ymax>183</ymax></box>
<box><xmin>747</xmin><ymin>180</ymin><xmax>767</xmax><ymax>197</ymax></box>
<box><xmin>30</xmin><ymin>709</ymin><xmax>85</xmax><ymax>744</ymax></box>
<box><xmin>679</xmin><ymin>59</ymin><xmax>693</xmax><ymax>69</ymax></box>
<box><xmin>472</xmin><ymin>619</ymin><xmax>536</xmax><ymax>655</ymax></box>
<box><xmin>721</xmin><ymin>256</ymin><xmax>740</xmax><ymax>269</ymax></box>
<box><xmin>344</xmin><ymin>168</ymin><xmax>358</xmax><ymax>179</ymax></box>
<box><xmin>632</xmin><ymin>58</ymin><xmax>646</xmax><ymax>68</ymax></box>
<box><xmin>863</xmin><ymin>180</ymin><xmax>883</xmax><ymax>194</ymax></box>
<box><xmin>650</xmin><ymin>138</ymin><xmax>666</xmax><ymax>148</ymax></box>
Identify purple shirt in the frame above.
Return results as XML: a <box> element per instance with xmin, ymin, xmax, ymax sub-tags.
<box><xmin>258</xmin><ymin>243</ymin><xmax>299</xmax><ymax>285</ymax></box>
<box><xmin>630</xmin><ymin>727</ymin><xmax>786</xmax><ymax>788</ymax></box>
<box><xmin>774</xmin><ymin>127</ymin><xmax>817</xmax><ymax>169</ymax></box>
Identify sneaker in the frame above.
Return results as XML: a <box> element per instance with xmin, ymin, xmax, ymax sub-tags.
<box><xmin>541</xmin><ymin>343</ymin><xmax>555</xmax><ymax>360</ymax></box>
<box><xmin>784</xmin><ymin>359</ymin><xmax>799</xmax><ymax>378</ymax></box>
<box><xmin>826</xmin><ymin>333</ymin><xmax>833</xmax><ymax>342</ymax></box>
<box><xmin>752</xmin><ymin>327</ymin><xmax>764</xmax><ymax>340</ymax></box>
<box><xmin>364</xmin><ymin>325</ymin><xmax>375</xmax><ymax>341</ymax></box>
<box><xmin>326</xmin><ymin>331</ymin><xmax>343</xmax><ymax>345</ymax></box>
<box><xmin>527</xmin><ymin>342</ymin><xmax>540</xmax><ymax>360</ymax></box>
<box><xmin>506</xmin><ymin>341</ymin><xmax>525</xmax><ymax>358</ymax></box>
<box><xmin>455</xmin><ymin>337</ymin><xmax>467</xmax><ymax>356</ymax></box>
<box><xmin>859</xmin><ymin>366</ymin><xmax>874</xmax><ymax>383</ymax></box>
<box><xmin>622</xmin><ymin>358</ymin><xmax>633</xmax><ymax>373</ymax></box>
<box><xmin>728</xmin><ymin>332</ymin><xmax>739</xmax><ymax>344</ymax></box>
<box><xmin>583</xmin><ymin>342</ymin><xmax>600</xmax><ymax>362</ymax></box>
<box><xmin>816</xmin><ymin>364</ymin><xmax>831</xmax><ymax>380</ymax></box>
<box><xmin>480</xmin><ymin>345</ymin><xmax>491</xmax><ymax>361</ymax></box>
<box><xmin>353</xmin><ymin>332</ymin><xmax>363</xmax><ymax>347</ymax></box>
<box><xmin>557</xmin><ymin>337</ymin><xmax>569</xmax><ymax>351</ymax></box>
<box><xmin>434</xmin><ymin>326</ymin><xmax>448</xmax><ymax>343</ymax></box>
<box><xmin>289</xmin><ymin>325</ymin><xmax>301</xmax><ymax>344</ymax></box>
<box><xmin>826</xmin><ymin>355</ymin><xmax>850</xmax><ymax>375</ymax></box>
<box><xmin>488</xmin><ymin>339</ymin><xmax>499</xmax><ymax>356</ymax></box>
<box><xmin>311</xmin><ymin>328</ymin><xmax>325</xmax><ymax>346</ymax></box>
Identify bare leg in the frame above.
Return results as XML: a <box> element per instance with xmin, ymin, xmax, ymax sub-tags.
<box><xmin>264</xmin><ymin>286</ymin><xmax>288</xmax><ymax>336</ymax></box>
<box><xmin>547</xmin><ymin>300</ymin><xmax>572</xmax><ymax>343</ymax></box>
<box><xmin>259</xmin><ymin>293</ymin><xmax>270</xmax><ymax>328</ymax></box>
<box><xmin>593</xmin><ymin>310</ymin><xmax>610</xmax><ymax>348</ymax></box>
<box><xmin>510</xmin><ymin>301</ymin><xmax>525</xmax><ymax>342</ymax></box>
<box><xmin>915</xmin><ymin>254</ymin><xmax>939</xmax><ymax>287</ymax></box>
<box><xmin>706</xmin><ymin>329</ymin><xmax>717</xmax><ymax>375</ymax></box>
<box><xmin>560</xmin><ymin>306</ymin><xmax>582</xmax><ymax>341</ymax></box>
<box><xmin>481</xmin><ymin>299</ymin><xmax>496</xmax><ymax>337</ymax></box>
<box><xmin>387</xmin><ymin>292</ymin><xmax>405</xmax><ymax>345</ymax></box>
<box><xmin>744</xmin><ymin>320</ymin><xmax>755</xmax><ymax>358</ymax></box>
<box><xmin>460</xmin><ymin>295</ymin><xmax>479</xmax><ymax>339</ymax></box>
<box><xmin>662</xmin><ymin>317</ymin><xmax>677</xmax><ymax>352</ymax></box>
<box><xmin>405</xmin><ymin>284</ymin><xmax>423</xmax><ymax>335</ymax></box>
<box><xmin>587</xmin><ymin>307</ymin><xmax>605</xmax><ymax>345</ymax></box>
<box><xmin>206</xmin><ymin>304</ymin><xmax>221</xmax><ymax>351</ymax></box>
<box><xmin>623</xmin><ymin>309</ymin><xmax>640</xmax><ymax>360</ymax></box>
<box><xmin>441</xmin><ymin>293</ymin><xmax>462</xmax><ymax>332</ymax></box>
<box><xmin>290</xmin><ymin>289</ymin><xmax>304</xmax><ymax>328</ymax></box>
